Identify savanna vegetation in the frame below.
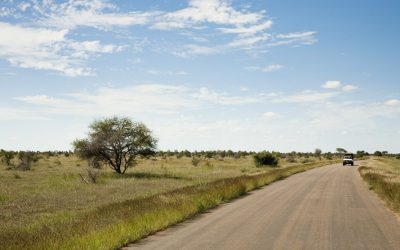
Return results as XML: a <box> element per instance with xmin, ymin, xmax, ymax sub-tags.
<box><xmin>358</xmin><ymin>156</ymin><xmax>400</xmax><ymax>213</ymax></box>
<box><xmin>1</xmin><ymin>116</ymin><xmax>387</xmax><ymax>250</ymax></box>
<box><xmin>0</xmin><ymin>148</ymin><xmax>342</xmax><ymax>249</ymax></box>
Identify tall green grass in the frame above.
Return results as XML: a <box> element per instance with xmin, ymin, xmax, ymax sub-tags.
<box><xmin>359</xmin><ymin>166</ymin><xmax>400</xmax><ymax>212</ymax></box>
<box><xmin>0</xmin><ymin>161</ymin><xmax>335</xmax><ymax>250</ymax></box>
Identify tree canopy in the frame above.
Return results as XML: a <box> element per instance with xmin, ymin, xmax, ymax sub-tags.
<box><xmin>73</xmin><ymin>117</ymin><xmax>157</xmax><ymax>174</ymax></box>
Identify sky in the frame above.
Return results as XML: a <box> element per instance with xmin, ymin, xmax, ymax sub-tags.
<box><xmin>0</xmin><ymin>0</ymin><xmax>399</xmax><ymax>153</ymax></box>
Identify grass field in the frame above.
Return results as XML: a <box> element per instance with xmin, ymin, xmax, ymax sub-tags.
<box><xmin>0</xmin><ymin>154</ymin><xmax>337</xmax><ymax>249</ymax></box>
<box><xmin>359</xmin><ymin>157</ymin><xmax>400</xmax><ymax>213</ymax></box>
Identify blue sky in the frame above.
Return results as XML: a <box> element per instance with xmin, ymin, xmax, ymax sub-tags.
<box><xmin>0</xmin><ymin>0</ymin><xmax>399</xmax><ymax>153</ymax></box>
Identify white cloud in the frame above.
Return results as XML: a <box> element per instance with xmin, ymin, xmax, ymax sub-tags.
<box><xmin>342</xmin><ymin>85</ymin><xmax>359</xmax><ymax>92</ymax></box>
<box><xmin>263</xmin><ymin>64</ymin><xmax>284</xmax><ymax>72</ymax></box>
<box><xmin>150</xmin><ymin>0</ymin><xmax>313</xmax><ymax>51</ymax></box>
<box><xmin>0</xmin><ymin>22</ymin><xmax>67</xmax><ymax>47</ymax></box>
<box><xmin>12</xmin><ymin>84</ymin><xmax>266</xmax><ymax>119</ymax></box>
<box><xmin>6</xmin><ymin>83</ymin><xmax>400</xmax><ymax>151</ymax></box>
<box><xmin>194</xmin><ymin>87</ymin><xmax>262</xmax><ymax>105</ymax></box>
<box><xmin>219</xmin><ymin>20</ymin><xmax>273</xmax><ymax>36</ymax></box>
<box><xmin>69</xmin><ymin>41</ymin><xmax>125</xmax><ymax>54</ymax></box>
<box><xmin>18</xmin><ymin>2</ymin><xmax>31</xmax><ymax>12</ymax></box>
<box><xmin>0</xmin><ymin>7</ymin><xmax>14</xmax><ymax>17</ymax></box>
<box><xmin>385</xmin><ymin>99</ymin><xmax>400</xmax><ymax>106</ymax></box>
<box><xmin>152</xmin><ymin>0</ymin><xmax>264</xmax><ymax>30</ymax></box>
<box><xmin>276</xmin><ymin>31</ymin><xmax>316</xmax><ymax>40</ymax></box>
<box><xmin>15</xmin><ymin>85</ymin><xmax>195</xmax><ymax>116</ymax></box>
<box><xmin>0</xmin><ymin>22</ymin><xmax>123</xmax><ymax>76</ymax></box>
<box><xmin>0</xmin><ymin>107</ymin><xmax>47</xmax><ymax>121</ymax></box>
<box><xmin>36</xmin><ymin>0</ymin><xmax>158</xmax><ymax>30</ymax></box>
<box><xmin>146</xmin><ymin>70</ymin><xmax>187</xmax><ymax>76</ymax></box>
<box><xmin>321</xmin><ymin>81</ymin><xmax>342</xmax><ymax>89</ymax></box>
<box><xmin>263</xmin><ymin>112</ymin><xmax>280</xmax><ymax>120</ymax></box>
<box><xmin>303</xmin><ymin>101</ymin><xmax>400</xmax><ymax>132</ymax></box>
<box><xmin>0</xmin><ymin>0</ymin><xmax>318</xmax><ymax>74</ymax></box>
<box><xmin>228</xmin><ymin>34</ymin><xmax>270</xmax><ymax>48</ymax></box>
<box><xmin>15</xmin><ymin>95</ymin><xmax>69</xmax><ymax>106</ymax></box>
<box><xmin>246</xmin><ymin>64</ymin><xmax>284</xmax><ymax>72</ymax></box>
<box><xmin>0</xmin><ymin>0</ymin><xmax>319</xmax><ymax>74</ymax></box>
<box><xmin>174</xmin><ymin>44</ymin><xmax>219</xmax><ymax>57</ymax></box>
<box><xmin>275</xmin><ymin>90</ymin><xmax>337</xmax><ymax>104</ymax></box>
<box><xmin>268</xmin><ymin>31</ymin><xmax>317</xmax><ymax>47</ymax></box>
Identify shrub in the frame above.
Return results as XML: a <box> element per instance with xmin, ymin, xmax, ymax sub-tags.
<box><xmin>54</xmin><ymin>160</ymin><xmax>62</xmax><ymax>167</ymax></box>
<box><xmin>286</xmin><ymin>152</ymin><xmax>297</xmax><ymax>163</ymax></box>
<box><xmin>301</xmin><ymin>158</ymin><xmax>310</xmax><ymax>164</ymax></box>
<box><xmin>16</xmin><ymin>151</ymin><xmax>40</xmax><ymax>171</ymax></box>
<box><xmin>253</xmin><ymin>151</ymin><xmax>279</xmax><ymax>167</ymax></box>
<box><xmin>0</xmin><ymin>150</ymin><xmax>16</xmax><ymax>167</ymax></box>
<box><xmin>324</xmin><ymin>152</ymin><xmax>333</xmax><ymax>160</ymax></box>
<box><xmin>191</xmin><ymin>157</ymin><xmax>200</xmax><ymax>167</ymax></box>
<box><xmin>79</xmin><ymin>167</ymin><xmax>101</xmax><ymax>184</ymax></box>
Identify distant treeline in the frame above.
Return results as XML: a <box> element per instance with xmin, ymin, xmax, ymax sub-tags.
<box><xmin>1</xmin><ymin>149</ymin><xmax>398</xmax><ymax>160</ymax></box>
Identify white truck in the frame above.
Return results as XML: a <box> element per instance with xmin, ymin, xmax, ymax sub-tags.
<box><xmin>342</xmin><ymin>153</ymin><xmax>354</xmax><ymax>166</ymax></box>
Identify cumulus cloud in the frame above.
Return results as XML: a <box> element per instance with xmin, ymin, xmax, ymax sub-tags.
<box><xmin>342</xmin><ymin>85</ymin><xmax>359</xmax><ymax>92</ymax></box>
<box><xmin>385</xmin><ymin>99</ymin><xmax>400</xmax><ymax>106</ymax></box>
<box><xmin>321</xmin><ymin>81</ymin><xmax>342</xmax><ymax>89</ymax></box>
<box><xmin>152</xmin><ymin>0</ymin><xmax>264</xmax><ymax>30</ymax></box>
<box><xmin>0</xmin><ymin>0</ymin><xmax>318</xmax><ymax>73</ymax></box>
<box><xmin>150</xmin><ymin>0</ymin><xmax>315</xmax><ymax>52</ymax></box>
<box><xmin>0</xmin><ymin>22</ymin><xmax>125</xmax><ymax>76</ymax></box>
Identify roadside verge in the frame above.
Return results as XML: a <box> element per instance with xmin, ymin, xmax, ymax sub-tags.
<box><xmin>358</xmin><ymin>165</ymin><xmax>400</xmax><ymax>213</ymax></box>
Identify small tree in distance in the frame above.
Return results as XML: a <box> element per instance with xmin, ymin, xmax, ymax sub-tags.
<box><xmin>73</xmin><ymin>117</ymin><xmax>157</xmax><ymax>174</ymax></box>
<box><xmin>314</xmin><ymin>148</ymin><xmax>322</xmax><ymax>160</ymax></box>
<box><xmin>336</xmin><ymin>148</ymin><xmax>347</xmax><ymax>154</ymax></box>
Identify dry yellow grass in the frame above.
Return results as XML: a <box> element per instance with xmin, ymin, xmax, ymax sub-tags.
<box><xmin>0</xmin><ymin>153</ymin><xmax>335</xmax><ymax>249</ymax></box>
<box><xmin>359</xmin><ymin>157</ymin><xmax>400</xmax><ymax>213</ymax></box>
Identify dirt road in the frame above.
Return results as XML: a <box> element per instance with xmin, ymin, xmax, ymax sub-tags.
<box><xmin>124</xmin><ymin>163</ymin><xmax>400</xmax><ymax>250</ymax></box>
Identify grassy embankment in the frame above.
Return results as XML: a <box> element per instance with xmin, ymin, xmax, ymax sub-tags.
<box><xmin>0</xmin><ymin>154</ymin><xmax>337</xmax><ymax>249</ymax></box>
<box><xmin>358</xmin><ymin>157</ymin><xmax>400</xmax><ymax>213</ymax></box>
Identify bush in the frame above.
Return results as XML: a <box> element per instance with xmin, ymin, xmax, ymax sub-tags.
<box><xmin>286</xmin><ymin>152</ymin><xmax>297</xmax><ymax>163</ymax></box>
<box><xmin>191</xmin><ymin>157</ymin><xmax>200</xmax><ymax>167</ymax></box>
<box><xmin>16</xmin><ymin>151</ymin><xmax>40</xmax><ymax>171</ymax></box>
<box><xmin>253</xmin><ymin>151</ymin><xmax>279</xmax><ymax>167</ymax></box>
<box><xmin>0</xmin><ymin>150</ymin><xmax>16</xmax><ymax>167</ymax></box>
<box><xmin>324</xmin><ymin>152</ymin><xmax>333</xmax><ymax>160</ymax></box>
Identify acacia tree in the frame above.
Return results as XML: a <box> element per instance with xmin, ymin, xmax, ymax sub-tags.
<box><xmin>314</xmin><ymin>148</ymin><xmax>322</xmax><ymax>160</ymax></box>
<box><xmin>73</xmin><ymin>117</ymin><xmax>157</xmax><ymax>174</ymax></box>
<box><xmin>336</xmin><ymin>148</ymin><xmax>347</xmax><ymax>154</ymax></box>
